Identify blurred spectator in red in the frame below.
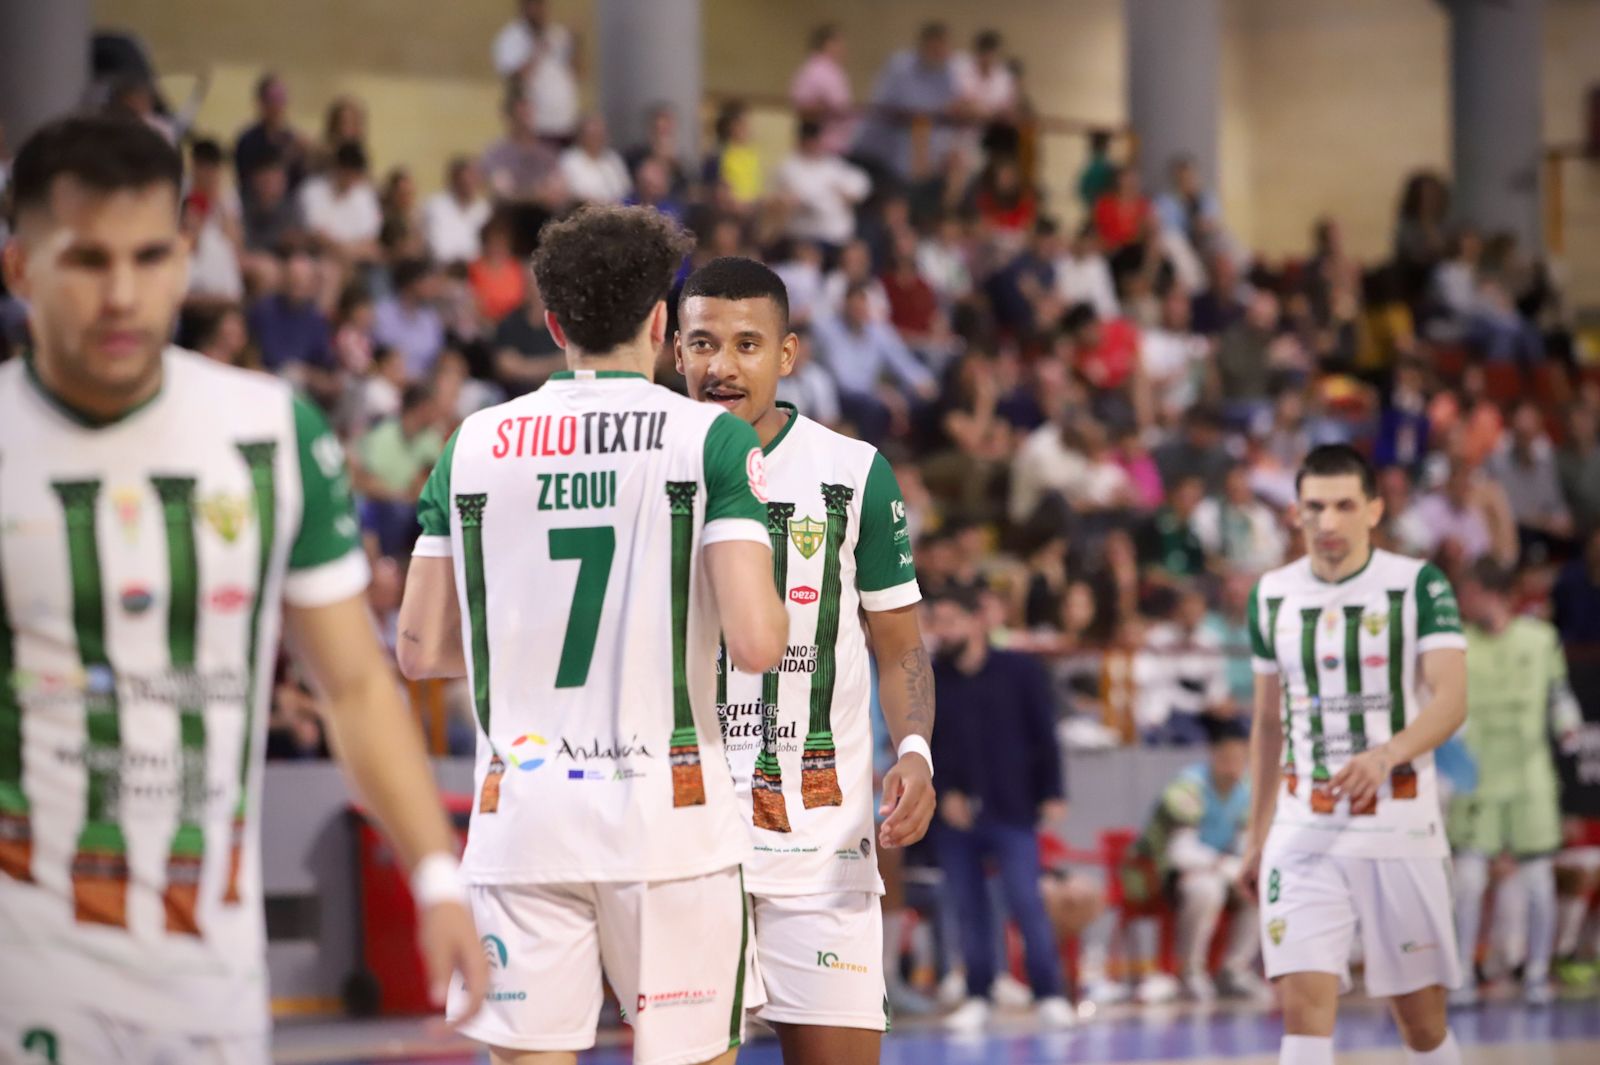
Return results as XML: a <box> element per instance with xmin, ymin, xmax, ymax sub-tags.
<box><xmin>973</xmin><ymin>155</ymin><xmax>1037</xmax><ymax>243</ymax></box>
<box><xmin>1116</xmin><ymin>427</ymin><xmax>1164</xmax><ymax>512</ymax></box>
<box><xmin>183</xmin><ymin>138</ymin><xmax>245</xmax><ymax>304</ymax></box>
<box><xmin>560</xmin><ymin>115</ymin><xmax>632</xmax><ymax>204</ymax></box>
<box><xmin>470</xmin><ymin>214</ymin><xmax>527</xmax><ymax>322</ymax></box>
<box><xmin>775</xmin><ymin>119</ymin><xmax>871</xmax><ymax>256</ymax></box>
<box><xmin>1428</xmin><ymin>362</ymin><xmax>1503</xmax><ymax>468</ymax></box>
<box><xmin>1061</xmin><ymin>304</ymin><xmax>1142</xmax><ymax>429</ymax></box>
<box><xmin>1093</xmin><ymin>167</ymin><xmax>1150</xmax><ymax>252</ymax></box>
<box><xmin>883</xmin><ymin>231</ymin><xmax>950</xmax><ymax>360</ymax></box>
<box><xmin>492</xmin><ymin>0</ymin><xmax>581</xmax><ymax>145</ymax></box>
<box><xmin>424</xmin><ymin>156</ymin><xmax>492</xmax><ymax>266</ymax></box>
<box><xmin>790</xmin><ymin>24</ymin><xmax>855</xmax><ymax>156</ymax></box>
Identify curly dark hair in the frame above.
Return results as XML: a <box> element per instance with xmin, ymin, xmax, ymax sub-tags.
<box><xmin>533</xmin><ymin>205</ymin><xmax>693</xmax><ymax>355</ymax></box>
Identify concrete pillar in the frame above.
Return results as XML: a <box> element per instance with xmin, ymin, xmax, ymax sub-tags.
<box><xmin>596</xmin><ymin>0</ymin><xmax>702</xmax><ymax>161</ymax></box>
<box><xmin>1447</xmin><ymin>0</ymin><xmax>1544</xmax><ymax>251</ymax></box>
<box><xmin>1125</xmin><ymin>0</ymin><xmax>1221</xmax><ymax>195</ymax></box>
<box><xmin>0</xmin><ymin>0</ymin><xmax>91</xmax><ymax>149</ymax></box>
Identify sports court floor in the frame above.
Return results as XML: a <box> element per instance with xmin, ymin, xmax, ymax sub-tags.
<box><xmin>275</xmin><ymin>996</ymin><xmax>1600</xmax><ymax>1064</ymax></box>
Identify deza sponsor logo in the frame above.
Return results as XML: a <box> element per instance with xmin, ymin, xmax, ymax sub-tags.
<box><xmin>789</xmin><ymin>585</ymin><xmax>819</xmax><ymax>605</ymax></box>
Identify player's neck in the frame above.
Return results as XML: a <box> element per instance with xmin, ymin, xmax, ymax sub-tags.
<box><xmin>751</xmin><ymin>403</ymin><xmax>791</xmax><ymax>449</ymax></box>
<box><xmin>567</xmin><ymin>342</ymin><xmax>655</xmax><ymax>381</ymax></box>
<box><xmin>27</xmin><ymin>348</ymin><xmax>164</xmax><ymax>427</ymax></box>
<box><xmin>1309</xmin><ymin>544</ymin><xmax>1373</xmax><ymax>584</ymax></box>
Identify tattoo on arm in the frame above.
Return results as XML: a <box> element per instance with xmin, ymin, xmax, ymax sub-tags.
<box><xmin>899</xmin><ymin>645</ymin><xmax>934</xmax><ymax>741</ymax></box>
<box><xmin>400</xmin><ymin>629</ymin><xmax>422</xmax><ymax>645</ymax></box>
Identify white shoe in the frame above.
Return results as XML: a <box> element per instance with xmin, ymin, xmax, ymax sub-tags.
<box><xmin>1036</xmin><ymin>995</ymin><xmax>1077</xmax><ymax>1028</ymax></box>
<box><xmin>1181</xmin><ymin>970</ymin><xmax>1217</xmax><ymax>1004</ymax></box>
<box><xmin>1136</xmin><ymin>972</ymin><xmax>1181</xmax><ymax>1004</ymax></box>
<box><xmin>944</xmin><ymin>996</ymin><xmax>991</xmax><ymax>1032</ymax></box>
<box><xmin>993</xmin><ymin>971</ymin><xmax>1034</xmax><ymax>1009</ymax></box>
<box><xmin>1524</xmin><ymin>980</ymin><xmax>1555</xmax><ymax>1007</ymax></box>
<box><xmin>1083</xmin><ymin>977</ymin><xmax>1131</xmax><ymax>1005</ymax></box>
<box><xmin>937</xmin><ymin>970</ymin><xmax>968</xmax><ymax>1008</ymax></box>
<box><xmin>1447</xmin><ymin>984</ymin><xmax>1480</xmax><ymax>1009</ymax></box>
<box><xmin>1217</xmin><ymin>966</ymin><xmax>1273</xmax><ymax>1003</ymax></box>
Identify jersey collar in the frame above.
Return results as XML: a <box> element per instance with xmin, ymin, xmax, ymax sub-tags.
<box><xmin>548</xmin><ymin>370</ymin><xmax>647</xmax><ymax>382</ymax></box>
<box><xmin>1310</xmin><ymin>548</ymin><xmax>1375</xmax><ymax>586</ymax></box>
<box><xmin>23</xmin><ymin>349</ymin><xmax>166</xmax><ymax>429</ymax></box>
<box><xmin>762</xmin><ymin>401</ymin><xmax>800</xmax><ymax>456</ymax></box>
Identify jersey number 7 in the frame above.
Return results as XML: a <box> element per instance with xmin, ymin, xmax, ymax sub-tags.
<box><xmin>548</xmin><ymin>525</ymin><xmax>615</xmax><ymax>688</ymax></box>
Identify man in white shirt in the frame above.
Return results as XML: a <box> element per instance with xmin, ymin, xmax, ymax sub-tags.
<box><xmin>1191</xmin><ymin>463</ymin><xmax>1287</xmax><ymax>576</ymax></box>
<box><xmin>775</xmin><ymin>121</ymin><xmax>871</xmax><ymax>254</ymax></box>
<box><xmin>298</xmin><ymin>141</ymin><xmax>381</xmax><ymax>263</ymax></box>
<box><xmin>491</xmin><ymin>0</ymin><xmax>580</xmax><ymax>144</ymax></box>
<box><xmin>1009</xmin><ymin>416</ymin><xmax>1089</xmax><ymax>525</ymax></box>
<box><xmin>423</xmin><ymin>157</ymin><xmax>492</xmax><ymax>265</ymax></box>
<box><xmin>1054</xmin><ymin>222</ymin><xmax>1120</xmax><ymax>322</ymax></box>
<box><xmin>558</xmin><ymin>115</ymin><xmax>632</xmax><ymax>205</ymax></box>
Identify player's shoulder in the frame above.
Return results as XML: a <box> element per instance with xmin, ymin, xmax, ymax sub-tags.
<box><xmin>782</xmin><ymin>412</ymin><xmax>881</xmax><ymax>479</ymax></box>
<box><xmin>1252</xmin><ymin>555</ymin><xmax>1314</xmax><ymax>598</ymax></box>
<box><xmin>165</xmin><ymin>347</ymin><xmax>302</xmax><ymax>423</ymax></box>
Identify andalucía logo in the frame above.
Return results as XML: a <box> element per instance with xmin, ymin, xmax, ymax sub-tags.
<box><xmin>481</xmin><ymin>934</ymin><xmax>508</xmax><ymax>969</ymax></box>
<box><xmin>507</xmin><ymin>733</ymin><xmax>548</xmax><ymax>772</ymax></box>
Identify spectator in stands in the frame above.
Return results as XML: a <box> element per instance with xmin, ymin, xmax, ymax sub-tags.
<box><xmin>1117</xmin><ymin>427</ymin><xmax>1164</xmax><ymax>512</ymax></box>
<box><xmin>1061</xmin><ymin>303</ymin><xmax>1142</xmax><ymax>430</ymax></box>
<box><xmin>1093</xmin><ymin>167</ymin><xmax>1150</xmax><ymax>253</ymax></box>
<box><xmin>492</xmin><ymin>0</ymin><xmax>581</xmax><ymax>145</ymax></box>
<box><xmin>1554</xmin><ymin>528</ymin><xmax>1600</xmax><ymax>644</ymax></box>
<box><xmin>490</xmin><ymin>266</ymin><xmax>563</xmax><ymax>396</ymax></box>
<box><xmin>234</xmin><ymin>72</ymin><xmax>306</xmax><ymax>208</ymax></box>
<box><xmin>1559</xmin><ymin>406</ymin><xmax>1600</xmax><ymax>534</ymax></box>
<box><xmin>246</xmin><ymin>248</ymin><xmax>336</xmax><ymax>393</ymax></box>
<box><xmin>1140</xmin><ymin>285</ymin><xmax>1207</xmax><ymax>427</ymax></box>
<box><xmin>855</xmin><ymin>22</ymin><xmax>960</xmax><ymax>183</ymax></box>
<box><xmin>812</xmin><ymin>282</ymin><xmax>936</xmax><ymax>444</ymax></box>
<box><xmin>468</xmin><ymin>213</ymin><xmax>527</xmax><ymax>324</ymax></box>
<box><xmin>1138</xmin><ymin>474</ymin><xmax>1208</xmax><ymax>581</ymax></box>
<box><xmin>1393</xmin><ymin>170</ymin><xmax>1451</xmax><ymax>304</ymax></box>
<box><xmin>481</xmin><ymin>86</ymin><xmax>564</xmax><ymax>207</ymax></box>
<box><xmin>1372</xmin><ymin>359</ymin><xmax>1432</xmax><ymax>474</ymax></box>
<box><xmin>373</xmin><ymin>258</ymin><xmax>446</xmax><ymax>379</ymax></box>
<box><xmin>704</xmin><ymin>100</ymin><xmax>763</xmax><ymax>209</ymax></box>
<box><xmin>423</xmin><ymin>157</ymin><xmax>492</xmax><ymax>265</ymax></box>
<box><xmin>1215</xmin><ymin>289</ymin><xmax>1284</xmax><ymax>430</ymax></box>
<box><xmin>1136</xmin><ymin>585</ymin><xmax>1235</xmax><ymax>745</ymax></box>
<box><xmin>985</xmin><ymin>217</ymin><xmax>1061</xmax><ymax>341</ymax></box>
<box><xmin>1428</xmin><ymin>362</ymin><xmax>1504</xmax><ymax>469</ymax></box>
<box><xmin>378</xmin><ymin>167</ymin><xmax>424</xmax><ymax>259</ymax></box>
<box><xmin>1407</xmin><ymin>459</ymin><xmax>1497</xmax><ymax>567</ymax></box>
<box><xmin>774</xmin><ymin>327</ymin><xmax>843</xmax><ymax>429</ymax></box>
<box><xmin>918</xmin><ymin>210</ymin><xmax>974</xmax><ymax>307</ymax></box>
<box><xmin>191</xmin><ymin>303</ymin><xmax>252</xmax><ymax>368</ymax></box>
<box><xmin>1009</xmin><ymin>405</ymin><xmax>1089</xmax><ymax>527</ymax></box>
<box><xmin>298</xmin><ymin>141</ymin><xmax>383</xmax><ymax>265</ymax></box>
<box><xmin>1077</xmin><ymin>129</ymin><xmax>1116</xmax><ymax>213</ymax></box>
<box><xmin>624</xmin><ymin>157</ymin><xmax>688</xmax><ymax>224</ymax></box>
<box><xmin>434</xmin><ymin>346</ymin><xmax>504</xmax><ymax>426</ymax></box>
<box><xmin>559</xmin><ymin>114</ymin><xmax>632</xmax><ymax>205</ymax></box>
<box><xmin>926</xmin><ymin>584</ymin><xmax>1075</xmax><ymax>1031</ymax></box>
<box><xmin>972</xmin><ymin>155</ymin><xmax>1037</xmax><ymax>245</ymax></box>
<box><xmin>774</xmin><ymin>119</ymin><xmax>871</xmax><ymax>256</ymax></box>
<box><xmin>354</xmin><ymin>344</ymin><xmax>407</xmax><ymax>431</ymax></box>
<box><xmin>1054</xmin><ymin>221</ymin><xmax>1119</xmax><ymax>323</ymax></box>
<box><xmin>1374</xmin><ymin>465</ymin><xmax>1432</xmax><ymax>558</ymax></box>
<box><xmin>952</xmin><ymin>30</ymin><xmax>1018</xmax><ymax>146</ymax></box>
<box><xmin>1191</xmin><ymin>462</ymin><xmax>1285</xmax><ymax>575</ymax></box>
<box><xmin>790</xmin><ymin>23</ymin><xmax>855</xmax><ymax>156</ymax></box>
<box><xmin>1152</xmin><ymin>405</ymin><xmax>1230</xmax><ymax>494</ymax></box>
<box><xmin>353</xmin><ymin>383</ymin><xmax>444</xmax><ymax>557</ymax></box>
<box><xmin>1122</xmin><ymin>717</ymin><xmax>1265</xmax><ymax>1002</ymax></box>
<box><xmin>1430</xmin><ymin>227</ymin><xmax>1482</xmax><ymax>330</ymax></box>
<box><xmin>1153</xmin><ymin>154</ymin><xmax>1221</xmax><ymax>254</ymax></box>
<box><xmin>883</xmin><ymin>231</ymin><xmax>953</xmax><ymax>364</ymax></box>
<box><xmin>1488</xmin><ymin>400</ymin><xmax>1575</xmax><ymax>562</ymax></box>
<box><xmin>769</xmin><ymin>240</ymin><xmax>826</xmax><ymax>327</ymax></box>
<box><xmin>182</xmin><ymin>138</ymin><xmax>245</xmax><ymax>304</ymax></box>
<box><xmin>1205</xmin><ymin>570</ymin><xmax>1257</xmax><ymax>711</ymax></box>
<box><xmin>819</xmin><ymin>238</ymin><xmax>890</xmax><ymax>322</ymax></box>
<box><xmin>622</xmin><ymin>103</ymin><xmax>691</xmax><ymax>199</ymax></box>
<box><xmin>312</xmin><ymin>95</ymin><xmax>368</xmax><ymax>174</ymax></box>
<box><xmin>1190</xmin><ymin>249</ymin><xmax>1250</xmax><ymax>336</ymax></box>
<box><xmin>240</xmin><ymin>153</ymin><xmax>304</xmax><ymax>258</ymax></box>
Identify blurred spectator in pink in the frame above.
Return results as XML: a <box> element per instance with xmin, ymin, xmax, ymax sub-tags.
<box><xmin>790</xmin><ymin>24</ymin><xmax>855</xmax><ymax>156</ymax></box>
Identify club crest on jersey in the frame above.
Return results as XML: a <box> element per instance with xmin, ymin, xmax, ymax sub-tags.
<box><xmin>199</xmin><ymin>493</ymin><xmax>252</xmax><ymax>543</ymax></box>
<box><xmin>1362</xmin><ymin>612</ymin><xmax>1387</xmax><ymax>636</ymax></box>
<box><xmin>111</xmin><ymin>486</ymin><xmax>142</xmax><ymax>543</ymax></box>
<box><xmin>789</xmin><ymin>516</ymin><xmax>826</xmax><ymax>559</ymax></box>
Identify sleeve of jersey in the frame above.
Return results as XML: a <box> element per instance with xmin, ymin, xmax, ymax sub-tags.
<box><xmin>412</xmin><ymin>429</ymin><xmax>458</xmax><ymax>559</ymax></box>
<box><xmin>1414</xmin><ymin>562</ymin><xmax>1467</xmax><ymax>653</ymax></box>
<box><xmin>856</xmin><ymin>451</ymin><xmax>922</xmax><ymax>612</ymax></box>
<box><xmin>284</xmin><ymin>395</ymin><xmax>371</xmax><ymax>607</ymax></box>
<box><xmin>701</xmin><ymin>412</ymin><xmax>769</xmax><ymax>547</ymax></box>
<box><xmin>1247</xmin><ymin>581</ymin><xmax>1278</xmax><ymax>675</ymax></box>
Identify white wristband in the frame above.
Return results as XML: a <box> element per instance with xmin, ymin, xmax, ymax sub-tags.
<box><xmin>897</xmin><ymin>735</ymin><xmax>933</xmax><ymax>778</ymax></box>
<box><xmin>410</xmin><ymin>852</ymin><xmax>468</xmax><ymax>908</ymax></box>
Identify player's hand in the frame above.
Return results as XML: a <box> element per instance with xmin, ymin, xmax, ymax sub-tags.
<box><xmin>1330</xmin><ymin>744</ymin><xmax>1392</xmax><ymax>809</ymax></box>
<box><xmin>419</xmin><ymin>899</ymin><xmax>488</xmax><ymax>1023</ymax></box>
<box><xmin>940</xmin><ymin>790</ymin><xmax>975</xmax><ymax>832</ymax></box>
<box><xmin>1237</xmin><ymin>844</ymin><xmax>1264</xmax><ymax>905</ymax></box>
<box><xmin>879</xmin><ymin>752</ymin><xmax>936</xmax><ymax>849</ymax></box>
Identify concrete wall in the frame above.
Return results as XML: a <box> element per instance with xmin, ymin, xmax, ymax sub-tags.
<box><xmin>90</xmin><ymin>0</ymin><xmax>1600</xmax><ymax>300</ymax></box>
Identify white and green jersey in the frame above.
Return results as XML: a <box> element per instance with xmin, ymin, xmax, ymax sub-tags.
<box><xmin>1464</xmin><ymin>617</ymin><xmax>1574</xmax><ymax>804</ymax></box>
<box><xmin>415</xmin><ymin>370</ymin><xmax>769</xmax><ymax>884</ymax></box>
<box><xmin>1248</xmin><ymin>549</ymin><xmax>1465</xmax><ymax>859</ymax></box>
<box><xmin>718</xmin><ymin>407</ymin><xmax>920</xmax><ymax>896</ymax></box>
<box><xmin>0</xmin><ymin>348</ymin><xmax>368</xmax><ymax>1035</ymax></box>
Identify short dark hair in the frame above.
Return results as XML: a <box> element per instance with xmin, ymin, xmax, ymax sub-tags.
<box><xmin>391</xmin><ymin>257</ymin><xmax>432</xmax><ymax>292</ymax></box>
<box><xmin>190</xmin><ymin>138</ymin><xmax>225</xmax><ymax>167</ymax></box>
<box><xmin>975</xmin><ymin>29</ymin><xmax>1003</xmax><ymax>52</ymax></box>
<box><xmin>532</xmin><ymin>205</ymin><xmax>692</xmax><ymax>355</ymax></box>
<box><xmin>919</xmin><ymin>21</ymin><xmax>948</xmax><ymax>44</ymax></box>
<box><xmin>680</xmin><ymin>256</ymin><xmax>790</xmax><ymax>330</ymax></box>
<box><xmin>1467</xmin><ymin>558</ymin><xmax>1516</xmax><ymax>595</ymax></box>
<box><xmin>1296</xmin><ymin>443</ymin><xmax>1377</xmax><ymax>499</ymax></box>
<box><xmin>809</xmin><ymin>23</ymin><xmax>839</xmax><ymax>52</ymax></box>
<box><xmin>926</xmin><ymin>581</ymin><xmax>982</xmax><ymax>614</ymax></box>
<box><xmin>797</xmin><ymin>118</ymin><xmax>823</xmax><ymax>144</ymax></box>
<box><xmin>8</xmin><ymin>113</ymin><xmax>182</xmax><ymax>227</ymax></box>
<box><xmin>401</xmin><ymin>382</ymin><xmax>435</xmax><ymax>414</ymax></box>
<box><xmin>334</xmin><ymin>141</ymin><xmax>368</xmax><ymax>172</ymax></box>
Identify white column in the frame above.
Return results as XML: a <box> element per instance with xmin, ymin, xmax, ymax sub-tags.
<box><xmin>0</xmin><ymin>0</ymin><xmax>91</xmax><ymax>147</ymax></box>
<box><xmin>1125</xmin><ymin>0</ymin><xmax>1221</xmax><ymax>192</ymax></box>
<box><xmin>596</xmin><ymin>0</ymin><xmax>702</xmax><ymax>161</ymax></box>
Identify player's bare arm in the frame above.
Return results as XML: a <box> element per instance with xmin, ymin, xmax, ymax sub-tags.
<box><xmin>706</xmin><ymin>539</ymin><xmax>788</xmax><ymax>672</ymax></box>
<box><xmin>866</xmin><ymin>604</ymin><xmax>937</xmax><ymax>848</ymax></box>
<box><xmin>285</xmin><ymin>592</ymin><xmax>488</xmax><ymax>1018</ymax></box>
<box><xmin>1331</xmin><ymin>646</ymin><xmax>1466</xmax><ymax>808</ymax></box>
<box><xmin>1240</xmin><ymin>669</ymin><xmax>1283</xmax><ymax>902</ymax></box>
<box><xmin>396</xmin><ymin>556</ymin><xmax>467</xmax><ymax>680</ymax></box>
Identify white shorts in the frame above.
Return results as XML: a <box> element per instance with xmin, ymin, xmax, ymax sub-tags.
<box><xmin>749</xmin><ymin>891</ymin><xmax>889</xmax><ymax>1032</ymax></box>
<box><xmin>1259</xmin><ymin>848</ymin><xmax>1461</xmax><ymax>998</ymax></box>
<box><xmin>0</xmin><ymin>996</ymin><xmax>266</xmax><ymax>1065</ymax></box>
<box><xmin>450</xmin><ymin>865</ymin><xmax>754</xmax><ymax>1065</ymax></box>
